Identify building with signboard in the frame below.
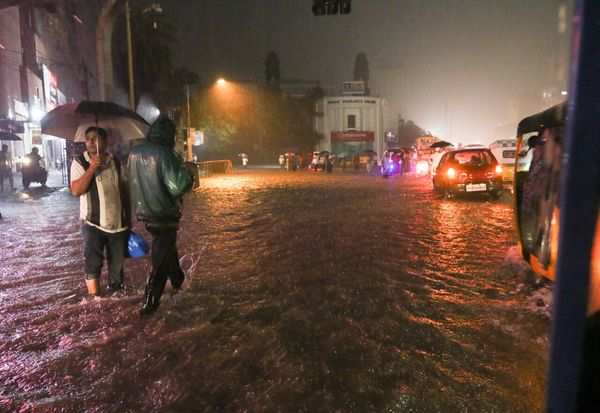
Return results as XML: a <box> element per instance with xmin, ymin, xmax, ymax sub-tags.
<box><xmin>0</xmin><ymin>2</ymin><xmax>101</xmax><ymax>183</ymax></box>
<box><xmin>314</xmin><ymin>81</ymin><xmax>386</xmax><ymax>156</ymax></box>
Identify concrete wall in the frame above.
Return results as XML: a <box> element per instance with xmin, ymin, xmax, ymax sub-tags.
<box><xmin>0</xmin><ymin>6</ymin><xmax>22</xmax><ymax>118</ymax></box>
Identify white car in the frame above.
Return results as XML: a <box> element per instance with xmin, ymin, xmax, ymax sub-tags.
<box><xmin>489</xmin><ymin>139</ymin><xmax>517</xmax><ymax>183</ymax></box>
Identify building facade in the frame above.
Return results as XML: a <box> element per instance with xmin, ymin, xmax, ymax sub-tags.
<box><xmin>314</xmin><ymin>92</ymin><xmax>386</xmax><ymax>157</ymax></box>
<box><xmin>0</xmin><ymin>1</ymin><xmax>102</xmax><ymax>183</ymax></box>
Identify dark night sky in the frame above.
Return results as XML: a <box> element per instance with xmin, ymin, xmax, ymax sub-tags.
<box><xmin>157</xmin><ymin>0</ymin><xmax>569</xmax><ymax>144</ymax></box>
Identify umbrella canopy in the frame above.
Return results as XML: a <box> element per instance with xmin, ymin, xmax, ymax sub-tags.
<box><xmin>430</xmin><ymin>141</ymin><xmax>454</xmax><ymax>149</ymax></box>
<box><xmin>41</xmin><ymin>101</ymin><xmax>149</xmax><ymax>145</ymax></box>
<box><xmin>0</xmin><ymin>131</ymin><xmax>22</xmax><ymax>141</ymax></box>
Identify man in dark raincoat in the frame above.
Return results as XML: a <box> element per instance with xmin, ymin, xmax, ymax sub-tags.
<box><xmin>128</xmin><ymin>115</ymin><xmax>192</xmax><ymax>315</ymax></box>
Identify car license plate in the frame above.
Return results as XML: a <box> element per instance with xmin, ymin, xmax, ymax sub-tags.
<box><xmin>502</xmin><ymin>150</ymin><xmax>516</xmax><ymax>158</ymax></box>
<box><xmin>466</xmin><ymin>183</ymin><xmax>487</xmax><ymax>192</ymax></box>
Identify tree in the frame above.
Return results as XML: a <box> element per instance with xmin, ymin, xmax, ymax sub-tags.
<box><xmin>265</xmin><ymin>51</ymin><xmax>281</xmax><ymax>88</ymax></box>
<box><xmin>188</xmin><ymin>83</ymin><xmax>322</xmax><ymax>161</ymax></box>
<box><xmin>397</xmin><ymin>117</ymin><xmax>427</xmax><ymax>147</ymax></box>
<box><xmin>353</xmin><ymin>52</ymin><xmax>369</xmax><ymax>83</ymax></box>
<box><xmin>114</xmin><ymin>4</ymin><xmax>177</xmax><ymax>108</ymax></box>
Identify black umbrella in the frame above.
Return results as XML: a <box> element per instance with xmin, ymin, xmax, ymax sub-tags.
<box><xmin>0</xmin><ymin>131</ymin><xmax>22</xmax><ymax>141</ymax></box>
<box><xmin>41</xmin><ymin>101</ymin><xmax>149</xmax><ymax>144</ymax></box>
<box><xmin>430</xmin><ymin>141</ymin><xmax>454</xmax><ymax>149</ymax></box>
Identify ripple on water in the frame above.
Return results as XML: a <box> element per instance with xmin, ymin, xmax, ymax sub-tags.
<box><xmin>0</xmin><ymin>172</ymin><xmax>548</xmax><ymax>412</ymax></box>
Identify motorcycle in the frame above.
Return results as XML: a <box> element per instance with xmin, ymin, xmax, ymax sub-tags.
<box><xmin>381</xmin><ymin>156</ymin><xmax>403</xmax><ymax>178</ymax></box>
<box><xmin>21</xmin><ymin>154</ymin><xmax>48</xmax><ymax>189</ymax></box>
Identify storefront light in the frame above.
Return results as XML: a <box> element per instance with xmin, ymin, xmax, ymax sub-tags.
<box><xmin>30</xmin><ymin>105</ymin><xmax>46</xmax><ymax>122</ymax></box>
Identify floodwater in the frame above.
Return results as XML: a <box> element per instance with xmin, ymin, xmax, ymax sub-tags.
<box><xmin>0</xmin><ymin>171</ymin><xmax>549</xmax><ymax>413</ymax></box>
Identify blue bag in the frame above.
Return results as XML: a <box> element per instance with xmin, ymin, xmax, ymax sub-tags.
<box><xmin>127</xmin><ymin>230</ymin><xmax>149</xmax><ymax>258</ymax></box>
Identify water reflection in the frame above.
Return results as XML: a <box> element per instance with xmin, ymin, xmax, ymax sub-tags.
<box><xmin>0</xmin><ymin>172</ymin><xmax>548</xmax><ymax>412</ymax></box>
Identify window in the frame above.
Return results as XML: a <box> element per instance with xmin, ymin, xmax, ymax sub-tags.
<box><xmin>347</xmin><ymin>114</ymin><xmax>356</xmax><ymax>129</ymax></box>
<box><xmin>450</xmin><ymin>150</ymin><xmax>493</xmax><ymax>166</ymax></box>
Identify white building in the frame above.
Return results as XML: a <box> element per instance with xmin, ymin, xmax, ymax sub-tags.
<box><xmin>314</xmin><ymin>82</ymin><xmax>386</xmax><ymax>157</ymax></box>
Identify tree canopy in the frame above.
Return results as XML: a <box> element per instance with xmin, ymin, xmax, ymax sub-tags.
<box><xmin>265</xmin><ymin>51</ymin><xmax>281</xmax><ymax>88</ymax></box>
<box><xmin>397</xmin><ymin>117</ymin><xmax>428</xmax><ymax>147</ymax></box>
<box><xmin>190</xmin><ymin>85</ymin><xmax>322</xmax><ymax>161</ymax></box>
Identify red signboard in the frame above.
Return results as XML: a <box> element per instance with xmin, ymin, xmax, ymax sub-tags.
<box><xmin>331</xmin><ymin>131</ymin><xmax>375</xmax><ymax>142</ymax></box>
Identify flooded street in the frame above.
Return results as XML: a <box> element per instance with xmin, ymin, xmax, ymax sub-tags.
<box><xmin>0</xmin><ymin>170</ymin><xmax>549</xmax><ymax>413</ymax></box>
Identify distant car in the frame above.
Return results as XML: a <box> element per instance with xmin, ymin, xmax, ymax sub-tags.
<box><xmin>432</xmin><ymin>148</ymin><xmax>503</xmax><ymax>199</ymax></box>
<box><xmin>489</xmin><ymin>139</ymin><xmax>517</xmax><ymax>183</ymax></box>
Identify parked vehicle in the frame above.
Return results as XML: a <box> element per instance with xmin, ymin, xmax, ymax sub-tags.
<box><xmin>432</xmin><ymin>148</ymin><xmax>503</xmax><ymax>199</ymax></box>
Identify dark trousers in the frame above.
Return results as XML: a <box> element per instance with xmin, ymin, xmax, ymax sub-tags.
<box><xmin>82</xmin><ymin>224</ymin><xmax>126</xmax><ymax>286</ymax></box>
<box><xmin>145</xmin><ymin>226</ymin><xmax>185</xmax><ymax>303</ymax></box>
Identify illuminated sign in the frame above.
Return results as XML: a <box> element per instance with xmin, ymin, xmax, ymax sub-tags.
<box><xmin>42</xmin><ymin>65</ymin><xmax>59</xmax><ymax>111</ymax></box>
<box><xmin>193</xmin><ymin>130</ymin><xmax>204</xmax><ymax>146</ymax></box>
<box><xmin>331</xmin><ymin>131</ymin><xmax>374</xmax><ymax>142</ymax></box>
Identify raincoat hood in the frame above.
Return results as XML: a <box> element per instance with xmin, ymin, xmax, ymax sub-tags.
<box><xmin>147</xmin><ymin>115</ymin><xmax>176</xmax><ymax>147</ymax></box>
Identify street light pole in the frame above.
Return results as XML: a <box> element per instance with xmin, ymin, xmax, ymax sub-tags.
<box><xmin>125</xmin><ymin>0</ymin><xmax>135</xmax><ymax>110</ymax></box>
<box><xmin>186</xmin><ymin>84</ymin><xmax>191</xmax><ymax>131</ymax></box>
<box><xmin>186</xmin><ymin>84</ymin><xmax>193</xmax><ymax>162</ymax></box>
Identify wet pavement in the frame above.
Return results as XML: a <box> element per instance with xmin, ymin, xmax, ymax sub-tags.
<box><xmin>0</xmin><ymin>170</ymin><xmax>549</xmax><ymax>413</ymax></box>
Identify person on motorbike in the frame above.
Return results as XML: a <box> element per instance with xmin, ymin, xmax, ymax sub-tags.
<box><xmin>22</xmin><ymin>147</ymin><xmax>48</xmax><ymax>189</ymax></box>
<box><xmin>381</xmin><ymin>151</ymin><xmax>394</xmax><ymax>176</ymax></box>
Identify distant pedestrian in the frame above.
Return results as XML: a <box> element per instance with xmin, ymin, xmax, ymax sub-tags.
<box><xmin>326</xmin><ymin>154</ymin><xmax>333</xmax><ymax>173</ymax></box>
<box><xmin>70</xmin><ymin>127</ymin><xmax>129</xmax><ymax>297</ymax></box>
<box><xmin>398</xmin><ymin>151</ymin><xmax>404</xmax><ymax>176</ymax></box>
<box><xmin>0</xmin><ymin>144</ymin><xmax>14</xmax><ymax>192</ymax></box>
<box><xmin>128</xmin><ymin>115</ymin><xmax>192</xmax><ymax>316</ymax></box>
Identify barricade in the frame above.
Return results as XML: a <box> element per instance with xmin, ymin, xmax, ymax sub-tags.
<box><xmin>185</xmin><ymin>160</ymin><xmax>233</xmax><ymax>191</ymax></box>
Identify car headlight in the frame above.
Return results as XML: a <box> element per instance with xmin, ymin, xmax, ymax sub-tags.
<box><xmin>22</xmin><ymin>157</ymin><xmax>32</xmax><ymax>166</ymax></box>
<box><xmin>447</xmin><ymin>167</ymin><xmax>456</xmax><ymax>179</ymax></box>
<box><xmin>495</xmin><ymin>165</ymin><xmax>503</xmax><ymax>174</ymax></box>
<box><xmin>416</xmin><ymin>161</ymin><xmax>429</xmax><ymax>174</ymax></box>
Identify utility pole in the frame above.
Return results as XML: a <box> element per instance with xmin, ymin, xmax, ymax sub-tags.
<box><xmin>186</xmin><ymin>84</ymin><xmax>193</xmax><ymax>162</ymax></box>
<box><xmin>125</xmin><ymin>0</ymin><xmax>135</xmax><ymax>110</ymax></box>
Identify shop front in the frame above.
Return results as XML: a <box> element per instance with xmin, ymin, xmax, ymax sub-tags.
<box><xmin>330</xmin><ymin>131</ymin><xmax>375</xmax><ymax>156</ymax></box>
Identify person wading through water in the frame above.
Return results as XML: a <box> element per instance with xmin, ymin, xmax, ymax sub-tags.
<box><xmin>70</xmin><ymin>127</ymin><xmax>129</xmax><ymax>297</ymax></box>
<box><xmin>127</xmin><ymin>115</ymin><xmax>192</xmax><ymax>316</ymax></box>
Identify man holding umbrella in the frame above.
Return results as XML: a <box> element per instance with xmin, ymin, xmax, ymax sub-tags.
<box><xmin>128</xmin><ymin>115</ymin><xmax>192</xmax><ymax>316</ymax></box>
<box><xmin>70</xmin><ymin>127</ymin><xmax>129</xmax><ymax>297</ymax></box>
